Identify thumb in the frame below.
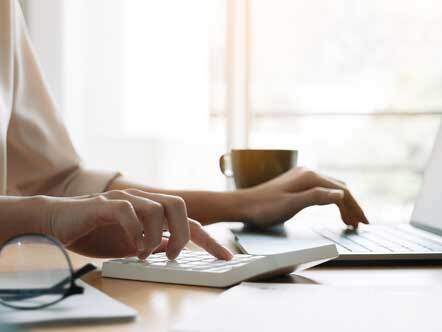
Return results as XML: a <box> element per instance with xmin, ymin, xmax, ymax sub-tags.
<box><xmin>294</xmin><ymin>187</ymin><xmax>345</xmax><ymax>208</ymax></box>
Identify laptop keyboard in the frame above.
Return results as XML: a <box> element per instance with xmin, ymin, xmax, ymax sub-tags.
<box><xmin>316</xmin><ymin>225</ymin><xmax>442</xmax><ymax>253</ymax></box>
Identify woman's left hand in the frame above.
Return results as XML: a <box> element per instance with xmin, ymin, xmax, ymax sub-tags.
<box><xmin>237</xmin><ymin>167</ymin><xmax>369</xmax><ymax>228</ymax></box>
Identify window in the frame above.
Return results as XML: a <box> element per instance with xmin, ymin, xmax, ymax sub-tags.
<box><xmin>62</xmin><ymin>0</ymin><xmax>227</xmax><ymax>190</ymax></box>
<box><xmin>25</xmin><ymin>0</ymin><xmax>442</xmax><ymax>223</ymax></box>
<box><xmin>246</xmin><ymin>0</ymin><xmax>442</xmax><ymax>223</ymax></box>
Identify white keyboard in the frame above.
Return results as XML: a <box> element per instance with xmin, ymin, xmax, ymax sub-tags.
<box><xmin>102</xmin><ymin>244</ymin><xmax>338</xmax><ymax>288</ymax></box>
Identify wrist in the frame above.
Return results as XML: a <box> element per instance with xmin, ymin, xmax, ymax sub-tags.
<box><xmin>0</xmin><ymin>195</ymin><xmax>58</xmax><ymax>243</ymax></box>
<box><xmin>177</xmin><ymin>190</ymin><xmax>251</xmax><ymax>225</ymax></box>
<box><xmin>231</xmin><ymin>189</ymin><xmax>258</xmax><ymax>223</ymax></box>
<box><xmin>20</xmin><ymin>195</ymin><xmax>58</xmax><ymax>236</ymax></box>
<box><xmin>218</xmin><ymin>189</ymin><xmax>255</xmax><ymax>223</ymax></box>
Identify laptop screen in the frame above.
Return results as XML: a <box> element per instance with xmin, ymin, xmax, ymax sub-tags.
<box><xmin>411</xmin><ymin>123</ymin><xmax>442</xmax><ymax>234</ymax></box>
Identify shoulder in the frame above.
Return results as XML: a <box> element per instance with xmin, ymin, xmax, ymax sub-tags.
<box><xmin>0</xmin><ymin>0</ymin><xmax>19</xmax><ymax>40</ymax></box>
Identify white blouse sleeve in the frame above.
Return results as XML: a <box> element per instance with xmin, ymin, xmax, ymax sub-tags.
<box><xmin>6</xmin><ymin>0</ymin><xmax>120</xmax><ymax>196</ymax></box>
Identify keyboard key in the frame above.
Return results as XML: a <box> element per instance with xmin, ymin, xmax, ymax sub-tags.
<box><xmin>371</xmin><ymin>227</ymin><xmax>432</xmax><ymax>252</ymax></box>
<box><xmin>340</xmin><ymin>233</ymin><xmax>391</xmax><ymax>252</ymax></box>
<box><xmin>122</xmin><ymin>257</ymin><xmax>141</xmax><ymax>262</ymax></box>
<box><xmin>317</xmin><ymin>229</ymin><xmax>370</xmax><ymax>252</ymax></box>
<box><xmin>356</xmin><ymin>231</ymin><xmax>410</xmax><ymax>252</ymax></box>
<box><xmin>205</xmin><ymin>266</ymin><xmax>232</xmax><ymax>273</ymax></box>
<box><xmin>149</xmin><ymin>262</ymin><xmax>167</xmax><ymax>267</ymax></box>
<box><xmin>317</xmin><ymin>226</ymin><xmax>442</xmax><ymax>253</ymax></box>
<box><xmin>102</xmin><ymin>244</ymin><xmax>339</xmax><ymax>287</ymax></box>
<box><xmin>186</xmin><ymin>261</ymin><xmax>210</xmax><ymax>266</ymax></box>
<box><xmin>200</xmin><ymin>258</ymin><xmax>218</xmax><ymax>263</ymax></box>
<box><xmin>394</xmin><ymin>226</ymin><xmax>442</xmax><ymax>251</ymax></box>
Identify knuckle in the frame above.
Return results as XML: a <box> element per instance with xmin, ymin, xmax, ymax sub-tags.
<box><xmin>147</xmin><ymin>202</ymin><xmax>165</xmax><ymax>219</ymax></box>
<box><xmin>93</xmin><ymin>194</ymin><xmax>107</xmax><ymax>203</ymax></box>
<box><xmin>189</xmin><ymin>220</ymin><xmax>204</xmax><ymax>233</ymax></box>
<box><xmin>108</xmin><ymin>189</ymin><xmax>121</xmax><ymax>195</ymax></box>
<box><xmin>166</xmin><ymin>196</ymin><xmax>186</xmax><ymax>210</ymax></box>
<box><xmin>190</xmin><ymin>219</ymin><xmax>202</xmax><ymax>229</ymax></box>
<box><xmin>114</xmin><ymin>200</ymin><xmax>133</xmax><ymax>213</ymax></box>
<box><xmin>298</xmin><ymin>166</ymin><xmax>310</xmax><ymax>174</ymax></box>
<box><xmin>126</xmin><ymin>188</ymin><xmax>143</xmax><ymax>195</ymax></box>
<box><xmin>303</xmin><ymin>169</ymin><xmax>318</xmax><ymax>180</ymax></box>
<box><xmin>111</xmin><ymin>189</ymin><xmax>131</xmax><ymax>197</ymax></box>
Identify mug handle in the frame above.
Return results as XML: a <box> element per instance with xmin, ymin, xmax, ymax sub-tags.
<box><xmin>219</xmin><ymin>153</ymin><xmax>233</xmax><ymax>177</ymax></box>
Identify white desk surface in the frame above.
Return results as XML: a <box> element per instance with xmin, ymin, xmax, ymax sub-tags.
<box><xmin>27</xmin><ymin>222</ymin><xmax>442</xmax><ymax>332</ymax></box>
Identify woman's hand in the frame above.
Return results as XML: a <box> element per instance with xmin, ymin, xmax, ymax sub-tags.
<box><xmin>43</xmin><ymin>189</ymin><xmax>232</xmax><ymax>260</ymax></box>
<box><xmin>238</xmin><ymin>167</ymin><xmax>369</xmax><ymax>228</ymax></box>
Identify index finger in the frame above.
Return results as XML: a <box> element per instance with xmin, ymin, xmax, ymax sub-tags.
<box><xmin>315</xmin><ymin>175</ymin><xmax>369</xmax><ymax>227</ymax></box>
<box><xmin>188</xmin><ymin>219</ymin><xmax>233</xmax><ymax>260</ymax></box>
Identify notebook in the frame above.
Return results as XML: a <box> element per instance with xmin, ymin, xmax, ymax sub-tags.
<box><xmin>173</xmin><ymin>282</ymin><xmax>441</xmax><ymax>332</ymax></box>
<box><xmin>0</xmin><ymin>280</ymin><xmax>136</xmax><ymax>326</ymax></box>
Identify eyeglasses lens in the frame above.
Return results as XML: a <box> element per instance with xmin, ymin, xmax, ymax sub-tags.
<box><xmin>0</xmin><ymin>235</ymin><xmax>72</xmax><ymax>309</ymax></box>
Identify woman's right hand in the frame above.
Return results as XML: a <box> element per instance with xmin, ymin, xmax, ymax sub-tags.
<box><xmin>42</xmin><ymin>189</ymin><xmax>232</xmax><ymax>260</ymax></box>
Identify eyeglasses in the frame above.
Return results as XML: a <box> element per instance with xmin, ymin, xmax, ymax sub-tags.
<box><xmin>0</xmin><ymin>233</ymin><xmax>96</xmax><ymax>310</ymax></box>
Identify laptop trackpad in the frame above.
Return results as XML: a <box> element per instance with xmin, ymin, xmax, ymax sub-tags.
<box><xmin>232</xmin><ymin>224</ymin><xmax>333</xmax><ymax>255</ymax></box>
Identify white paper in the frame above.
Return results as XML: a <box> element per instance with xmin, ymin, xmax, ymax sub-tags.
<box><xmin>172</xmin><ymin>282</ymin><xmax>442</xmax><ymax>332</ymax></box>
<box><xmin>0</xmin><ymin>280</ymin><xmax>136</xmax><ymax>325</ymax></box>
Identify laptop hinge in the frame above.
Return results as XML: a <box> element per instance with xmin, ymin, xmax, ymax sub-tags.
<box><xmin>410</xmin><ymin>220</ymin><xmax>442</xmax><ymax>237</ymax></box>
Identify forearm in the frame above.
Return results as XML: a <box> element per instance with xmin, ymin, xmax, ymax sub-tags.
<box><xmin>108</xmin><ymin>178</ymin><xmax>249</xmax><ymax>225</ymax></box>
<box><xmin>0</xmin><ymin>196</ymin><xmax>50</xmax><ymax>244</ymax></box>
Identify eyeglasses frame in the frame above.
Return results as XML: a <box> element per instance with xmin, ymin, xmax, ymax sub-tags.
<box><xmin>0</xmin><ymin>233</ymin><xmax>96</xmax><ymax>310</ymax></box>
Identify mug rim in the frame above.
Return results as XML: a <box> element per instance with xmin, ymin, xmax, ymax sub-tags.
<box><xmin>230</xmin><ymin>149</ymin><xmax>297</xmax><ymax>153</ymax></box>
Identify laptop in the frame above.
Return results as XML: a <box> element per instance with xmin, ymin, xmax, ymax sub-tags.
<box><xmin>233</xmin><ymin>124</ymin><xmax>442</xmax><ymax>262</ymax></box>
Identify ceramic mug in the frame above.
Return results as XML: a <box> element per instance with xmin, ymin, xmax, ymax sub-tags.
<box><xmin>219</xmin><ymin>149</ymin><xmax>298</xmax><ymax>189</ymax></box>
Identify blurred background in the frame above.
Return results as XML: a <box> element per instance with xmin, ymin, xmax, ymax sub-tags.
<box><xmin>19</xmin><ymin>0</ymin><xmax>442</xmax><ymax>224</ymax></box>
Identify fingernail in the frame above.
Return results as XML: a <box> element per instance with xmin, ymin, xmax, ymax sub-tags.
<box><xmin>330</xmin><ymin>189</ymin><xmax>345</xmax><ymax>199</ymax></box>
<box><xmin>166</xmin><ymin>249</ymin><xmax>179</xmax><ymax>260</ymax></box>
<box><xmin>138</xmin><ymin>250</ymin><xmax>151</xmax><ymax>260</ymax></box>
<box><xmin>223</xmin><ymin>248</ymin><xmax>234</xmax><ymax>261</ymax></box>
<box><xmin>329</xmin><ymin>189</ymin><xmax>345</xmax><ymax>200</ymax></box>
<box><xmin>220</xmin><ymin>246</ymin><xmax>233</xmax><ymax>261</ymax></box>
<box><xmin>167</xmin><ymin>253</ymin><xmax>178</xmax><ymax>260</ymax></box>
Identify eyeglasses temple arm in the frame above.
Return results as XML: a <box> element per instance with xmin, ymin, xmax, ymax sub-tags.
<box><xmin>51</xmin><ymin>263</ymin><xmax>97</xmax><ymax>289</ymax></box>
<box><xmin>0</xmin><ymin>263</ymin><xmax>97</xmax><ymax>301</ymax></box>
<box><xmin>72</xmin><ymin>263</ymin><xmax>97</xmax><ymax>280</ymax></box>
